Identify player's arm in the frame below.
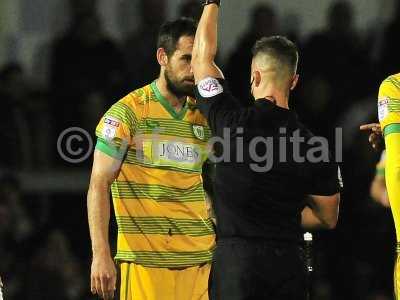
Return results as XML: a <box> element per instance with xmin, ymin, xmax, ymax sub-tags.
<box><xmin>191</xmin><ymin>0</ymin><xmax>224</xmax><ymax>82</ymax></box>
<box><xmin>88</xmin><ymin>97</ymin><xmax>134</xmax><ymax>300</ymax></box>
<box><xmin>302</xmin><ymin>194</ymin><xmax>340</xmax><ymax>230</ymax></box>
<box><xmin>88</xmin><ymin>151</ymin><xmax>121</xmax><ymax>299</ymax></box>
<box><xmin>384</xmin><ymin>132</ymin><xmax>400</xmax><ymax>234</ymax></box>
<box><xmin>378</xmin><ymin>75</ymin><xmax>400</xmax><ymax>239</ymax></box>
<box><xmin>87</xmin><ymin>150</ymin><xmax>121</xmax><ymax>300</ymax></box>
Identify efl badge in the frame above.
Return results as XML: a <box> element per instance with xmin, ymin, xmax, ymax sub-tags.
<box><xmin>378</xmin><ymin>98</ymin><xmax>389</xmax><ymax>122</ymax></box>
<box><xmin>104</xmin><ymin>118</ymin><xmax>120</xmax><ymax>127</ymax></box>
<box><xmin>193</xmin><ymin>125</ymin><xmax>205</xmax><ymax>141</ymax></box>
<box><xmin>198</xmin><ymin>77</ymin><xmax>223</xmax><ymax>98</ymax></box>
<box><xmin>102</xmin><ymin>117</ymin><xmax>119</xmax><ymax>141</ymax></box>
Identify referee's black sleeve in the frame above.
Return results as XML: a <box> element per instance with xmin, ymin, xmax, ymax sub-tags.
<box><xmin>194</xmin><ymin>77</ymin><xmax>249</xmax><ymax>137</ymax></box>
<box><xmin>307</xmin><ymin>162</ymin><xmax>343</xmax><ymax>196</ymax></box>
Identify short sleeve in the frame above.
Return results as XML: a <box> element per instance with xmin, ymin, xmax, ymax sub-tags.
<box><xmin>378</xmin><ymin>75</ymin><xmax>400</xmax><ymax>134</ymax></box>
<box><xmin>307</xmin><ymin>162</ymin><xmax>343</xmax><ymax>196</ymax></box>
<box><xmin>95</xmin><ymin>100</ymin><xmax>137</xmax><ymax>160</ymax></box>
<box><xmin>194</xmin><ymin>77</ymin><xmax>249</xmax><ymax>137</ymax></box>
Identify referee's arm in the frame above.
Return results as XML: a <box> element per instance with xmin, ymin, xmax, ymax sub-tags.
<box><xmin>302</xmin><ymin>195</ymin><xmax>340</xmax><ymax>230</ymax></box>
<box><xmin>191</xmin><ymin>1</ymin><xmax>223</xmax><ymax>83</ymax></box>
<box><xmin>192</xmin><ymin>1</ymin><xmax>251</xmax><ymax>137</ymax></box>
<box><xmin>302</xmin><ymin>161</ymin><xmax>342</xmax><ymax>230</ymax></box>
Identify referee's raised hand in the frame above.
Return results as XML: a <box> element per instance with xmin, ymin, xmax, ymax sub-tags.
<box><xmin>91</xmin><ymin>253</ymin><xmax>117</xmax><ymax>300</ymax></box>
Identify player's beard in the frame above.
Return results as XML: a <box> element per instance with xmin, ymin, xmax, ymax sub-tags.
<box><xmin>164</xmin><ymin>69</ymin><xmax>195</xmax><ymax>98</ymax></box>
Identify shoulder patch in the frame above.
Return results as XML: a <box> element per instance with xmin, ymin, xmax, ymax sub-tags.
<box><xmin>102</xmin><ymin>116</ymin><xmax>121</xmax><ymax>141</ymax></box>
<box><xmin>197</xmin><ymin>77</ymin><xmax>223</xmax><ymax>98</ymax></box>
<box><xmin>378</xmin><ymin>98</ymin><xmax>389</xmax><ymax>121</ymax></box>
<box><xmin>104</xmin><ymin>117</ymin><xmax>120</xmax><ymax>127</ymax></box>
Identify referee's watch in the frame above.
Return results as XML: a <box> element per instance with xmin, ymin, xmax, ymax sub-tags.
<box><xmin>203</xmin><ymin>0</ymin><xmax>220</xmax><ymax>7</ymax></box>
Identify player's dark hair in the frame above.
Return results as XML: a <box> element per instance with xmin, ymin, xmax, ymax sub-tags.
<box><xmin>252</xmin><ymin>36</ymin><xmax>299</xmax><ymax>74</ymax></box>
<box><xmin>157</xmin><ymin>18</ymin><xmax>197</xmax><ymax>57</ymax></box>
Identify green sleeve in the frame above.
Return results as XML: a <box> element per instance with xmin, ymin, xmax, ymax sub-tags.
<box><xmin>96</xmin><ymin>138</ymin><xmax>127</xmax><ymax>160</ymax></box>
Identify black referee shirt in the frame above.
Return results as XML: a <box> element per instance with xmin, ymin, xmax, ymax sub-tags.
<box><xmin>194</xmin><ymin>77</ymin><xmax>341</xmax><ymax>243</ymax></box>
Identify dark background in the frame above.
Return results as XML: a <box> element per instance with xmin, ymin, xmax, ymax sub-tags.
<box><xmin>1</xmin><ymin>0</ymin><xmax>399</xmax><ymax>299</ymax></box>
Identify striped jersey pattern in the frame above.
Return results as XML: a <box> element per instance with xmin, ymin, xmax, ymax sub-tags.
<box><xmin>95</xmin><ymin>81</ymin><xmax>215</xmax><ymax>267</ymax></box>
<box><xmin>379</xmin><ymin>74</ymin><xmax>400</xmax><ymax>132</ymax></box>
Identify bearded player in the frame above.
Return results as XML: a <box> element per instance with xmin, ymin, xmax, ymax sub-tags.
<box><xmin>87</xmin><ymin>18</ymin><xmax>215</xmax><ymax>300</ymax></box>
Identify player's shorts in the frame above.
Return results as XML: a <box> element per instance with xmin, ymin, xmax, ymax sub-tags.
<box><xmin>119</xmin><ymin>262</ymin><xmax>210</xmax><ymax>300</ymax></box>
<box><xmin>395</xmin><ymin>243</ymin><xmax>400</xmax><ymax>300</ymax></box>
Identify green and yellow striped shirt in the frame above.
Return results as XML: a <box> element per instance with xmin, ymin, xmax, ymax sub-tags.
<box><xmin>95</xmin><ymin>81</ymin><xmax>215</xmax><ymax>267</ymax></box>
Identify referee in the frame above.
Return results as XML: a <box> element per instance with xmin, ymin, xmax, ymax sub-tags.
<box><xmin>191</xmin><ymin>1</ymin><xmax>342</xmax><ymax>299</ymax></box>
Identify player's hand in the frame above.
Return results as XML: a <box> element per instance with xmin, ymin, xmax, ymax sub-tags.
<box><xmin>360</xmin><ymin>123</ymin><xmax>383</xmax><ymax>151</ymax></box>
<box><xmin>91</xmin><ymin>253</ymin><xmax>117</xmax><ymax>300</ymax></box>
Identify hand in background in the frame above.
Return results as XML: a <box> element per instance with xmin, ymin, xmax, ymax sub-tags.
<box><xmin>360</xmin><ymin>123</ymin><xmax>383</xmax><ymax>151</ymax></box>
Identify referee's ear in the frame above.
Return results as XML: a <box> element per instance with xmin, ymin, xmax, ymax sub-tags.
<box><xmin>253</xmin><ymin>70</ymin><xmax>262</xmax><ymax>88</ymax></box>
<box><xmin>157</xmin><ymin>48</ymin><xmax>169</xmax><ymax>67</ymax></box>
<box><xmin>290</xmin><ymin>74</ymin><xmax>299</xmax><ymax>91</ymax></box>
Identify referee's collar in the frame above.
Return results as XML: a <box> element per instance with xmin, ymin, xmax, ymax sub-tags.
<box><xmin>255</xmin><ymin>98</ymin><xmax>290</xmax><ymax>112</ymax></box>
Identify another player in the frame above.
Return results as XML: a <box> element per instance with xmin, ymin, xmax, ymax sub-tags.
<box><xmin>377</xmin><ymin>73</ymin><xmax>400</xmax><ymax>298</ymax></box>
<box><xmin>87</xmin><ymin>18</ymin><xmax>215</xmax><ymax>300</ymax></box>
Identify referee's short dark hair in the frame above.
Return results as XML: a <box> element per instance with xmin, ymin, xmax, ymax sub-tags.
<box><xmin>157</xmin><ymin>18</ymin><xmax>197</xmax><ymax>57</ymax></box>
<box><xmin>252</xmin><ymin>36</ymin><xmax>299</xmax><ymax>75</ymax></box>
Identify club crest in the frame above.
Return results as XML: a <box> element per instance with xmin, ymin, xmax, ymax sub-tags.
<box><xmin>192</xmin><ymin>125</ymin><xmax>205</xmax><ymax>140</ymax></box>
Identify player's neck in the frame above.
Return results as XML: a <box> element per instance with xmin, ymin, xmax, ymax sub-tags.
<box><xmin>155</xmin><ymin>78</ymin><xmax>186</xmax><ymax>112</ymax></box>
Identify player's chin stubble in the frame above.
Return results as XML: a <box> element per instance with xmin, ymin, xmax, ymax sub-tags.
<box><xmin>165</xmin><ymin>70</ymin><xmax>195</xmax><ymax>98</ymax></box>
